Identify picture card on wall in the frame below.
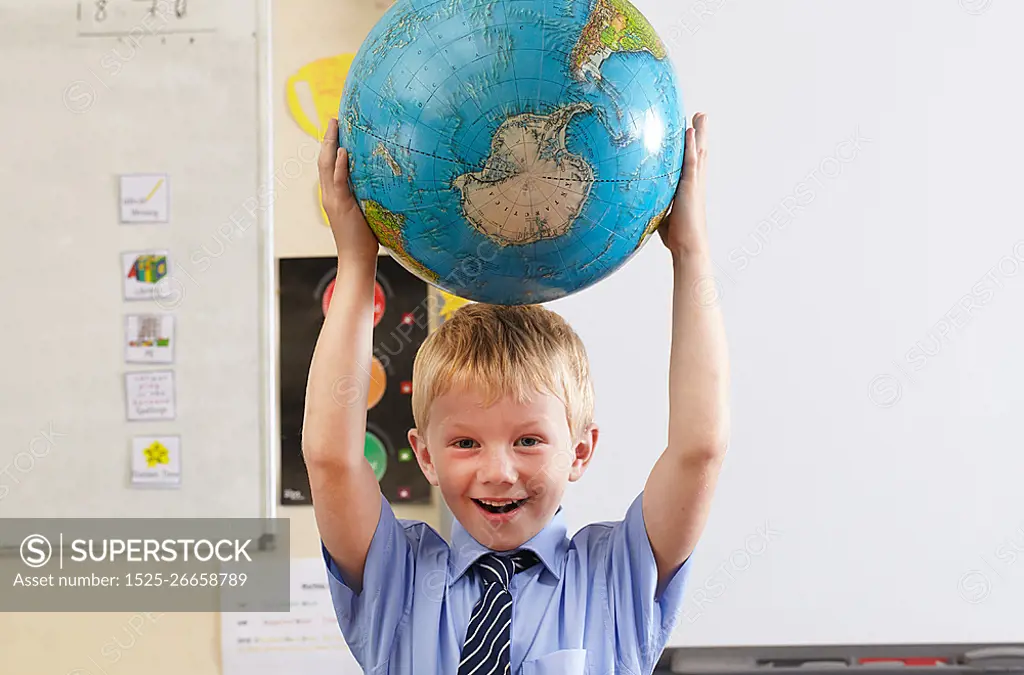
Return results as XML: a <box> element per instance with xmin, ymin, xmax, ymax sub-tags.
<box><xmin>125</xmin><ymin>314</ymin><xmax>175</xmax><ymax>364</ymax></box>
<box><xmin>120</xmin><ymin>173</ymin><xmax>169</xmax><ymax>223</ymax></box>
<box><xmin>125</xmin><ymin>370</ymin><xmax>176</xmax><ymax>421</ymax></box>
<box><xmin>131</xmin><ymin>436</ymin><xmax>181</xmax><ymax>488</ymax></box>
<box><xmin>122</xmin><ymin>250</ymin><xmax>170</xmax><ymax>301</ymax></box>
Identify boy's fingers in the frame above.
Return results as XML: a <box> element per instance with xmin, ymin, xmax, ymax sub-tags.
<box><xmin>318</xmin><ymin>118</ymin><xmax>339</xmax><ymax>174</ymax></box>
<box><xmin>680</xmin><ymin>126</ymin><xmax>696</xmax><ymax>187</ymax></box>
<box><xmin>694</xmin><ymin>112</ymin><xmax>708</xmax><ymax>158</ymax></box>
<box><xmin>335</xmin><ymin>147</ymin><xmax>350</xmax><ymax>189</ymax></box>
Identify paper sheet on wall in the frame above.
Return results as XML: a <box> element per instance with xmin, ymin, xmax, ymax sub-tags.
<box><xmin>124</xmin><ymin>370</ymin><xmax>176</xmax><ymax>421</ymax></box>
<box><xmin>220</xmin><ymin>557</ymin><xmax>362</xmax><ymax>675</ymax></box>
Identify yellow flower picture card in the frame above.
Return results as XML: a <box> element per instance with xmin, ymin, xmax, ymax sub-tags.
<box><xmin>131</xmin><ymin>436</ymin><xmax>181</xmax><ymax>488</ymax></box>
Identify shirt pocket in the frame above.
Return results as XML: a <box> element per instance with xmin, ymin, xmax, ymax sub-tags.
<box><xmin>520</xmin><ymin>649</ymin><xmax>588</xmax><ymax>675</ymax></box>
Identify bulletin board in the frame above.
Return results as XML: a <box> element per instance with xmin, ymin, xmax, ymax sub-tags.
<box><xmin>0</xmin><ymin>0</ymin><xmax>267</xmax><ymax>521</ymax></box>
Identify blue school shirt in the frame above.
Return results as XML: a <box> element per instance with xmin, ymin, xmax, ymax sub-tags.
<box><xmin>322</xmin><ymin>492</ymin><xmax>691</xmax><ymax>675</ymax></box>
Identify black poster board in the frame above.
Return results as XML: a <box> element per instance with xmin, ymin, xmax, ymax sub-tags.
<box><xmin>279</xmin><ymin>255</ymin><xmax>432</xmax><ymax>505</ymax></box>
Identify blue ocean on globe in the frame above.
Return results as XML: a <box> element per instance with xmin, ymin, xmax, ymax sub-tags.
<box><xmin>339</xmin><ymin>0</ymin><xmax>685</xmax><ymax>305</ymax></box>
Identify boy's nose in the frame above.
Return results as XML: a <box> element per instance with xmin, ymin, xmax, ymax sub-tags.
<box><xmin>478</xmin><ymin>448</ymin><xmax>518</xmax><ymax>484</ymax></box>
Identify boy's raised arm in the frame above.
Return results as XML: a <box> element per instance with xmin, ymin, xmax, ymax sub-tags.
<box><xmin>301</xmin><ymin>119</ymin><xmax>385</xmax><ymax>591</ymax></box>
<box><xmin>644</xmin><ymin>113</ymin><xmax>732</xmax><ymax>589</ymax></box>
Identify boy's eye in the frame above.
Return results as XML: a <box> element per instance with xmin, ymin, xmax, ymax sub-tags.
<box><xmin>517</xmin><ymin>437</ymin><xmax>541</xmax><ymax>447</ymax></box>
<box><xmin>454</xmin><ymin>439</ymin><xmax>477</xmax><ymax>449</ymax></box>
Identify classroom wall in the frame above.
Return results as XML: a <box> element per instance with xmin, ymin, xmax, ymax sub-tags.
<box><xmin>0</xmin><ymin>0</ymin><xmax>440</xmax><ymax>672</ymax></box>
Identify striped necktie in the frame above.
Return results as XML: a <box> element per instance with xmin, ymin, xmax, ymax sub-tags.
<box><xmin>458</xmin><ymin>550</ymin><xmax>540</xmax><ymax>675</ymax></box>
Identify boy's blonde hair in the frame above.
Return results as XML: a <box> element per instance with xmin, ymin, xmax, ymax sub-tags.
<box><xmin>411</xmin><ymin>303</ymin><xmax>594</xmax><ymax>441</ymax></box>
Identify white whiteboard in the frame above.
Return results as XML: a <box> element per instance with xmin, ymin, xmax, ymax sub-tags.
<box><xmin>551</xmin><ymin>0</ymin><xmax>1024</xmax><ymax>648</ymax></box>
<box><xmin>0</xmin><ymin>0</ymin><xmax>268</xmax><ymax>520</ymax></box>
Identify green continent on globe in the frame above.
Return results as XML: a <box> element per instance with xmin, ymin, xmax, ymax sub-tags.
<box><xmin>452</xmin><ymin>103</ymin><xmax>594</xmax><ymax>246</ymax></box>
<box><xmin>637</xmin><ymin>203</ymin><xmax>671</xmax><ymax>250</ymax></box>
<box><xmin>361</xmin><ymin>200</ymin><xmax>440</xmax><ymax>283</ymax></box>
<box><xmin>570</xmin><ymin>0</ymin><xmax>667</xmax><ymax>81</ymax></box>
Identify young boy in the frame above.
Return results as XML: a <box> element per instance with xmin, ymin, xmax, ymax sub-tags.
<box><xmin>304</xmin><ymin>113</ymin><xmax>729</xmax><ymax>674</ymax></box>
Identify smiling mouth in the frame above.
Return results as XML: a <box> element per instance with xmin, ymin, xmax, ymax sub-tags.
<box><xmin>472</xmin><ymin>498</ymin><xmax>528</xmax><ymax>514</ymax></box>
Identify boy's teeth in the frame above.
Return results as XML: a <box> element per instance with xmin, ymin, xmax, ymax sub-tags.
<box><xmin>475</xmin><ymin>498</ymin><xmax>524</xmax><ymax>513</ymax></box>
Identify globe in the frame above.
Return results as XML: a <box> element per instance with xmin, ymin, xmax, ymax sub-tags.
<box><xmin>339</xmin><ymin>0</ymin><xmax>685</xmax><ymax>305</ymax></box>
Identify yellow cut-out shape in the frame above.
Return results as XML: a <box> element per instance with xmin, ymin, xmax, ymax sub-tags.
<box><xmin>285</xmin><ymin>53</ymin><xmax>356</xmax><ymax>141</ymax></box>
<box><xmin>286</xmin><ymin>53</ymin><xmax>356</xmax><ymax>227</ymax></box>
<box><xmin>143</xmin><ymin>441</ymin><xmax>170</xmax><ymax>468</ymax></box>
<box><xmin>438</xmin><ymin>290</ymin><xmax>472</xmax><ymax>323</ymax></box>
<box><xmin>316</xmin><ymin>182</ymin><xmax>330</xmax><ymax>226</ymax></box>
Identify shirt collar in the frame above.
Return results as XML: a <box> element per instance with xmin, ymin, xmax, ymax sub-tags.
<box><xmin>449</xmin><ymin>507</ymin><xmax>569</xmax><ymax>582</ymax></box>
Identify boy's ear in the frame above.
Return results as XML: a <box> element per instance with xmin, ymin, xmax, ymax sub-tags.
<box><xmin>408</xmin><ymin>428</ymin><xmax>439</xmax><ymax>486</ymax></box>
<box><xmin>568</xmin><ymin>424</ymin><xmax>599</xmax><ymax>482</ymax></box>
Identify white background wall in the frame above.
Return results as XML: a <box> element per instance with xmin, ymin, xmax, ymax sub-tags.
<box><xmin>552</xmin><ymin>0</ymin><xmax>1024</xmax><ymax>649</ymax></box>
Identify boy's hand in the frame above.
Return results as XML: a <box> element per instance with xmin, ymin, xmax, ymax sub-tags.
<box><xmin>318</xmin><ymin>118</ymin><xmax>380</xmax><ymax>262</ymax></box>
<box><xmin>659</xmin><ymin>112</ymin><xmax>708</xmax><ymax>257</ymax></box>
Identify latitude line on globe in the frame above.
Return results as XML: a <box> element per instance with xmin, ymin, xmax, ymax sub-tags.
<box><xmin>579</xmin><ymin>199</ymin><xmax>631</xmax><ymax>244</ymax></box>
<box><xmin>481</xmin><ymin>58</ymin><xmax>677</xmax><ymax>183</ymax></box>
<box><xmin>354</xmin><ymin>165</ymin><xmax>681</xmax><ymax>186</ymax></box>
<box><xmin>408</xmin><ymin>37</ymin><xmax>567</xmax><ymax>168</ymax></box>
<box><xmin>352</xmin><ymin>122</ymin><xmax>484</xmax><ymax>170</ymax></box>
<box><xmin>407</xmin><ymin>75</ymin><xmax>483</xmax><ymax>166</ymax></box>
<box><xmin>576</xmin><ymin>202</ymin><xmax>620</xmax><ymax>258</ymax></box>
<box><xmin>432</xmin><ymin>65</ymin><xmax>508</xmax><ymax>169</ymax></box>
<box><xmin>462</xmin><ymin>100</ymin><xmax>521</xmax><ymax>182</ymax></box>
<box><xmin>369</xmin><ymin>0</ymin><xmax>669</xmax><ymax>164</ymax></box>
<box><xmin>453</xmin><ymin>167</ymin><xmax>637</xmax><ymax>249</ymax></box>
<box><xmin>392</xmin><ymin>6</ymin><xmax>487</xmax><ymax>176</ymax></box>
<box><xmin>579</xmin><ymin>208</ymin><xmax>632</xmax><ymax>245</ymax></box>
<box><xmin>407</xmin><ymin>0</ymin><xmax>450</xmax><ymax>20</ymax></box>
<box><xmin>388</xmin><ymin>33</ymin><xmax>647</xmax><ymax>177</ymax></box>
<box><xmin>435</xmin><ymin>86</ymin><xmax>682</xmax><ymax>186</ymax></box>
<box><xmin>456</xmin><ymin>99</ymin><xmax>599</xmax><ymax>247</ymax></box>
<box><xmin>532</xmin><ymin>168</ymin><xmax>681</xmax><ymax>184</ymax></box>
<box><xmin>442</xmin><ymin>33</ymin><xmax>589</xmax><ymax>173</ymax></box>
<box><xmin>562</xmin><ymin>205</ymin><xmax>620</xmax><ymax>282</ymax></box>
<box><xmin>585</xmin><ymin>137</ymin><xmax>675</xmax><ymax>176</ymax></box>
<box><xmin>422</xmin><ymin>30</ymin><xmax>583</xmax><ymax>89</ymax></box>
<box><xmin>611</xmin><ymin>54</ymin><xmax>651</xmax><ymax>155</ymax></box>
<box><xmin>392</xmin><ymin>165</ymin><xmax>680</xmax><ymax>236</ymax></box>
<box><xmin>550</xmin><ymin>227</ymin><xmax>573</xmax><ymax>282</ymax></box>
<box><xmin>530</xmin><ymin>175</ymin><xmax>649</xmax><ymax>230</ymax></box>
<box><xmin>409</xmin><ymin>17</ymin><xmax>580</xmax><ymax>159</ymax></box>
<box><xmin>374</xmin><ymin>13</ymin><xmax>411</xmax><ymax>149</ymax></box>
<box><xmin>413</xmin><ymin>14</ymin><xmax>489</xmax><ymax>122</ymax></box>
<box><xmin>352</xmin><ymin>71</ymin><xmax>493</xmax><ymax>168</ymax></box>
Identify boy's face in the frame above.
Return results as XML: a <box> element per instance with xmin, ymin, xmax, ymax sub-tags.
<box><xmin>408</xmin><ymin>386</ymin><xmax>597</xmax><ymax>551</ymax></box>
